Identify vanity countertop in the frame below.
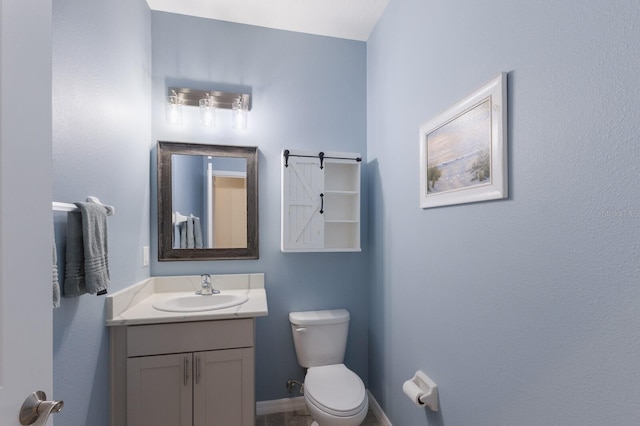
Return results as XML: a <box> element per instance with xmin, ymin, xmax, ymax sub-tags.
<box><xmin>105</xmin><ymin>273</ymin><xmax>268</xmax><ymax>326</ymax></box>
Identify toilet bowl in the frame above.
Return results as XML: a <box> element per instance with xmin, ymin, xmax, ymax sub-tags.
<box><xmin>289</xmin><ymin>309</ymin><xmax>368</xmax><ymax>426</ymax></box>
<box><xmin>304</xmin><ymin>364</ymin><xmax>368</xmax><ymax>426</ymax></box>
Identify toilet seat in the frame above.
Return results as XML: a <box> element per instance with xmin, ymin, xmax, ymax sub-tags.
<box><xmin>304</xmin><ymin>364</ymin><xmax>367</xmax><ymax>417</ymax></box>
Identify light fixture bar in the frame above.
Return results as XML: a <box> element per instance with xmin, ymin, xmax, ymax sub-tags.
<box><xmin>168</xmin><ymin>87</ymin><xmax>251</xmax><ymax>110</ymax></box>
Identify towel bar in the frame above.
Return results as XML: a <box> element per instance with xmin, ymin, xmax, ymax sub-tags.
<box><xmin>52</xmin><ymin>196</ymin><xmax>115</xmax><ymax>216</ymax></box>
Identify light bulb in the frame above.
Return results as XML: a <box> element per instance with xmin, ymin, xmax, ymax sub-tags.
<box><xmin>165</xmin><ymin>94</ymin><xmax>183</xmax><ymax>126</ymax></box>
<box><xmin>199</xmin><ymin>97</ymin><xmax>216</xmax><ymax>128</ymax></box>
<box><xmin>232</xmin><ymin>97</ymin><xmax>248</xmax><ymax>130</ymax></box>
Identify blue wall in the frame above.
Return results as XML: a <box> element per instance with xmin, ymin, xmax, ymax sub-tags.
<box><xmin>52</xmin><ymin>0</ymin><xmax>151</xmax><ymax>425</ymax></box>
<box><xmin>150</xmin><ymin>12</ymin><xmax>369</xmax><ymax>402</ymax></box>
<box><xmin>172</xmin><ymin>154</ymin><xmax>205</xmax><ymax>222</ymax></box>
<box><xmin>367</xmin><ymin>0</ymin><xmax>640</xmax><ymax>425</ymax></box>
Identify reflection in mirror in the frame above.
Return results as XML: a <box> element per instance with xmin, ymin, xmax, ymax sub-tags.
<box><xmin>172</xmin><ymin>155</ymin><xmax>247</xmax><ymax>249</ymax></box>
<box><xmin>158</xmin><ymin>142</ymin><xmax>258</xmax><ymax>261</ymax></box>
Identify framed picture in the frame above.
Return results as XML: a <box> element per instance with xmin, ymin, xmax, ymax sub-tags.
<box><xmin>419</xmin><ymin>72</ymin><xmax>508</xmax><ymax>209</ymax></box>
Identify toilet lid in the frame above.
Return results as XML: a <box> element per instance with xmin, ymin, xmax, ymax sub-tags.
<box><xmin>305</xmin><ymin>364</ymin><xmax>367</xmax><ymax>417</ymax></box>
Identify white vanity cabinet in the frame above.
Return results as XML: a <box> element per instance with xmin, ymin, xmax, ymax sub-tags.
<box><xmin>111</xmin><ymin>318</ymin><xmax>255</xmax><ymax>426</ymax></box>
<box><xmin>281</xmin><ymin>149</ymin><xmax>361</xmax><ymax>252</ymax></box>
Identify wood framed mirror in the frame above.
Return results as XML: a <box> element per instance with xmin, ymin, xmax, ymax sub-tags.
<box><xmin>157</xmin><ymin>141</ymin><xmax>258</xmax><ymax>260</ymax></box>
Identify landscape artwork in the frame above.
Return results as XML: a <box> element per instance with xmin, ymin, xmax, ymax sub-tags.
<box><xmin>425</xmin><ymin>98</ymin><xmax>492</xmax><ymax>194</ymax></box>
<box><xmin>419</xmin><ymin>72</ymin><xmax>508</xmax><ymax>209</ymax></box>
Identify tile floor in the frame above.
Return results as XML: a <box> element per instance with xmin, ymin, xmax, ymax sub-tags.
<box><xmin>255</xmin><ymin>407</ymin><xmax>382</xmax><ymax>426</ymax></box>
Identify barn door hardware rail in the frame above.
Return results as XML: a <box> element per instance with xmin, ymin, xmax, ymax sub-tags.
<box><xmin>283</xmin><ymin>150</ymin><xmax>362</xmax><ymax>169</ymax></box>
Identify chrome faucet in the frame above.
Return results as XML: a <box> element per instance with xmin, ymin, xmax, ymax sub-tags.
<box><xmin>197</xmin><ymin>274</ymin><xmax>220</xmax><ymax>295</ymax></box>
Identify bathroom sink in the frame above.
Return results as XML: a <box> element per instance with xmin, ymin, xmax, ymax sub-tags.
<box><xmin>152</xmin><ymin>294</ymin><xmax>249</xmax><ymax>313</ymax></box>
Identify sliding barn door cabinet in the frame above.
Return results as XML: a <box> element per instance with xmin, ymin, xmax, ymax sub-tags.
<box><xmin>281</xmin><ymin>149</ymin><xmax>361</xmax><ymax>252</ymax></box>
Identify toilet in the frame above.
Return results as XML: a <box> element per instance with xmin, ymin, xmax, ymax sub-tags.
<box><xmin>289</xmin><ymin>309</ymin><xmax>368</xmax><ymax>426</ymax></box>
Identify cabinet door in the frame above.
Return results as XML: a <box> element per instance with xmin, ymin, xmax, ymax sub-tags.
<box><xmin>282</xmin><ymin>154</ymin><xmax>324</xmax><ymax>250</ymax></box>
<box><xmin>127</xmin><ymin>353</ymin><xmax>193</xmax><ymax>426</ymax></box>
<box><xmin>193</xmin><ymin>348</ymin><xmax>255</xmax><ymax>426</ymax></box>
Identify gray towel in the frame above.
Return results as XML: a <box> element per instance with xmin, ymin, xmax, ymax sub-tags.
<box><xmin>178</xmin><ymin>216</ymin><xmax>202</xmax><ymax>249</ymax></box>
<box><xmin>64</xmin><ymin>211</ymin><xmax>86</xmax><ymax>297</ymax></box>
<box><xmin>180</xmin><ymin>222</ymin><xmax>187</xmax><ymax>248</ymax></box>
<box><xmin>64</xmin><ymin>202</ymin><xmax>110</xmax><ymax>296</ymax></box>
<box><xmin>53</xmin><ymin>240</ymin><xmax>60</xmax><ymax>308</ymax></box>
<box><xmin>186</xmin><ymin>216</ymin><xmax>195</xmax><ymax>248</ymax></box>
<box><xmin>77</xmin><ymin>202</ymin><xmax>110</xmax><ymax>294</ymax></box>
<box><xmin>194</xmin><ymin>216</ymin><xmax>203</xmax><ymax>249</ymax></box>
<box><xmin>174</xmin><ymin>224</ymin><xmax>181</xmax><ymax>248</ymax></box>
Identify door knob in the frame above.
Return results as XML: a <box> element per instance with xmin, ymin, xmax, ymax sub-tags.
<box><xmin>19</xmin><ymin>391</ymin><xmax>63</xmax><ymax>425</ymax></box>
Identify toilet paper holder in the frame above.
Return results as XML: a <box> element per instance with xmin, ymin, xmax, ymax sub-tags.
<box><xmin>403</xmin><ymin>370</ymin><xmax>439</xmax><ymax>411</ymax></box>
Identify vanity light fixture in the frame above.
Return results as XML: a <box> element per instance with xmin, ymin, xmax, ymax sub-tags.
<box><xmin>166</xmin><ymin>87</ymin><xmax>251</xmax><ymax>129</ymax></box>
<box><xmin>165</xmin><ymin>90</ymin><xmax>183</xmax><ymax>126</ymax></box>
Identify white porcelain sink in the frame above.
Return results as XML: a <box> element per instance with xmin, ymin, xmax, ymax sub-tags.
<box><xmin>153</xmin><ymin>294</ymin><xmax>249</xmax><ymax>313</ymax></box>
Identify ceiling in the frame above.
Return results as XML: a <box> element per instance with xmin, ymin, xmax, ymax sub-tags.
<box><xmin>146</xmin><ymin>0</ymin><xmax>389</xmax><ymax>41</ymax></box>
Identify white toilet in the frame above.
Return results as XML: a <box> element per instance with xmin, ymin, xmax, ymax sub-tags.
<box><xmin>289</xmin><ymin>309</ymin><xmax>368</xmax><ymax>426</ymax></box>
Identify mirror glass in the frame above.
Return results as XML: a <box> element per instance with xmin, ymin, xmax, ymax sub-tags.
<box><xmin>158</xmin><ymin>141</ymin><xmax>258</xmax><ymax>260</ymax></box>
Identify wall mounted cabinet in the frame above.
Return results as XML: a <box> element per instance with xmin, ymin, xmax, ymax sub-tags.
<box><xmin>281</xmin><ymin>149</ymin><xmax>361</xmax><ymax>252</ymax></box>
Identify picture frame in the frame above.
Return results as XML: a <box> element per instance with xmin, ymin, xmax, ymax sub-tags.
<box><xmin>419</xmin><ymin>72</ymin><xmax>508</xmax><ymax>209</ymax></box>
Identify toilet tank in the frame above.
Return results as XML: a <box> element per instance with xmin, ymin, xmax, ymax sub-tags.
<box><xmin>289</xmin><ymin>309</ymin><xmax>350</xmax><ymax>368</ymax></box>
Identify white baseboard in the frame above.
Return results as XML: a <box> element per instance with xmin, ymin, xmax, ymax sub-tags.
<box><xmin>256</xmin><ymin>395</ymin><xmax>306</xmax><ymax>415</ymax></box>
<box><xmin>367</xmin><ymin>390</ymin><xmax>393</xmax><ymax>426</ymax></box>
<box><xmin>256</xmin><ymin>390</ymin><xmax>392</xmax><ymax>425</ymax></box>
